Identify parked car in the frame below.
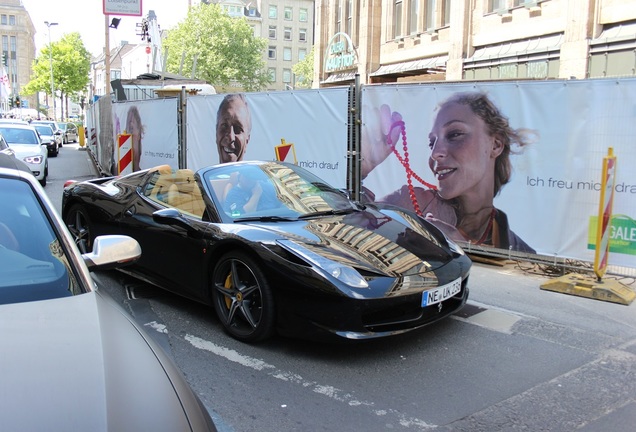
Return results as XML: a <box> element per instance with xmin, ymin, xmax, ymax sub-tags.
<box><xmin>0</xmin><ymin>118</ymin><xmax>29</xmax><ymax>125</ymax></box>
<box><xmin>33</xmin><ymin>124</ymin><xmax>59</xmax><ymax>157</ymax></box>
<box><xmin>62</xmin><ymin>161</ymin><xmax>471</xmax><ymax>343</ymax></box>
<box><xmin>58</xmin><ymin>121</ymin><xmax>79</xmax><ymax>144</ymax></box>
<box><xmin>0</xmin><ymin>164</ymin><xmax>217</xmax><ymax>432</ymax></box>
<box><xmin>0</xmin><ymin>124</ymin><xmax>48</xmax><ymax>186</ymax></box>
<box><xmin>31</xmin><ymin>119</ymin><xmax>63</xmax><ymax>147</ymax></box>
<box><xmin>0</xmin><ymin>133</ymin><xmax>15</xmax><ymax>158</ymax></box>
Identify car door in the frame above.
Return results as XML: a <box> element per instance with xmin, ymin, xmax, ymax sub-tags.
<box><xmin>116</xmin><ymin>170</ymin><xmax>211</xmax><ymax>302</ymax></box>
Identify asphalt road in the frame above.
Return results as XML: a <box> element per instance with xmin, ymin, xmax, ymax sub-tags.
<box><xmin>46</xmin><ymin>143</ymin><xmax>636</xmax><ymax>432</ymax></box>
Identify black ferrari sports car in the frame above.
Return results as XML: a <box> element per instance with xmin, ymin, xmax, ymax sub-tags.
<box><xmin>62</xmin><ymin>161</ymin><xmax>470</xmax><ymax>342</ymax></box>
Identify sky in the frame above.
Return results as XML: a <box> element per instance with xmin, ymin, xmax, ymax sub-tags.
<box><xmin>22</xmin><ymin>0</ymin><xmax>190</xmax><ymax>56</ymax></box>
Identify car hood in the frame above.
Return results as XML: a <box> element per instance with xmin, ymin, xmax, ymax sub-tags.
<box><xmin>236</xmin><ymin>206</ymin><xmax>454</xmax><ymax>276</ymax></box>
<box><xmin>0</xmin><ymin>291</ymin><xmax>194</xmax><ymax>431</ymax></box>
<box><xmin>9</xmin><ymin>143</ymin><xmax>45</xmax><ymax>156</ymax></box>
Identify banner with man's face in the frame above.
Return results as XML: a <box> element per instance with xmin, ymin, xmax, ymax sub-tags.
<box><xmin>186</xmin><ymin>88</ymin><xmax>349</xmax><ymax>188</ymax></box>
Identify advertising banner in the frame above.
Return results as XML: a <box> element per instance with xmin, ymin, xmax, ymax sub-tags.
<box><xmin>361</xmin><ymin>79</ymin><xmax>636</xmax><ymax>268</ymax></box>
<box><xmin>186</xmin><ymin>88</ymin><xmax>349</xmax><ymax>188</ymax></box>
<box><xmin>112</xmin><ymin>98</ymin><xmax>179</xmax><ymax>171</ymax></box>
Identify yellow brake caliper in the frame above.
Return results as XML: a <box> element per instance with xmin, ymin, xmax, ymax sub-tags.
<box><xmin>223</xmin><ymin>273</ymin><xmax>233</xmax><ymax>309</ymax></box>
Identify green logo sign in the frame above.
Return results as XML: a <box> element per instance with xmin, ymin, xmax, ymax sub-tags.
<box><xmin>587</xmin><ymin>214</ymin><xmax>636</xmax><ymax>255</ymax></box>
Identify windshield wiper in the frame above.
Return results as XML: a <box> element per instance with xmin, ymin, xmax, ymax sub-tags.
<box><xmin>298</xmin><ymin>208</ymin><xmax>357</xmax><ymax>219</ymax></box>
<box><xmin>233</xmin><ymin>215</ymin><xmax>298</xmax><ymax>223</ymax></box>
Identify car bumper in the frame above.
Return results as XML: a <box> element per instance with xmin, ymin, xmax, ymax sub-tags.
<box><xmin>25</xmin><ymin>162</ymin><xmax>45</xmax><ymax>180</ymax></box>
<box><xmin>272</xmin><ymin>255</ymin><xmax>471</xmax><ymax>341</ymax></box>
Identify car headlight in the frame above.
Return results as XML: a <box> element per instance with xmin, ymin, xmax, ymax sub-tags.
<box><xmin>446</xmin><ymin>237</ymin><xmax>465</xmax><ymax>256</ymax></box>
<box><xmin>277</xmin><ymin>239</ymin><xmax>369</xmax><ymax>288</ymax></box>
<box><xmin>24</xmin><ymin>155</ymin><xmax>43</xmax><ymax>164</ymax></box>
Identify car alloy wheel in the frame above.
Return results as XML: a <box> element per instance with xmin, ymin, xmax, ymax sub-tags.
<box><xmin>212</xmin><ymin>251</ymin><xmax>275</xmax><ymax>342</ymax></box>
<box><xmin>64</xmin><ymin>204</ymin><xmax>93</xmax><ymax>253</ymax></box>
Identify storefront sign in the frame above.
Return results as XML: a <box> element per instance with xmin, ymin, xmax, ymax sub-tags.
<box><xmin>324</xmin><ymin>32</ymin><xmax>357</xmax><ymax>73</ymax></box>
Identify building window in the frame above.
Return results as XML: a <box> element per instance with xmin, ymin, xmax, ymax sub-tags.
<box><xmin>248</xmin><ymin>7</ymin><xmax>257</xmax><ymax>17</ymax></box>
<box><xmin>284</xmin><ymin>7</ymin><xmax>292</xmax><ymax>21</ymax></box>
<box><xmin>347</xmin><ymin>0</ymin><xmax>353</xmax><ymax>35</ymax></box>
<box><xmin>425</xmin><ymin>0</ymin><xmax>436</xmax><ymax>31</ymax></box>
<box><xmin>298</xmin><ymin>48</ymin><xmax>307</xmax><ymax>61</ymax></box>
<box><xmin>269</xmin><ymin>5</ymin><xmax>277</xmax><ymax>19</ymax></box>
<box><xmin>409</xmin><ymin>0</ymin><xmax>419</xmax><ymax>34</ymax></box>
<box><xmin>9</xmin><ymin>15</ymin><xmax>15</xmax><ymax>25</ymax></box>
<box><xmin>268</xmin><ymin>46</ymin><xmax>276</xmax><ymax>59</ymax></box>
<box><xmin>222</xmin><ymin>4</ymin><xmax>243</xmax><ymax>17</ymax></box>
<box><xmin>336</xmin><ymin>1</ymin><xmax>342</xmax><ymax>33</ymax></box>
<box><xmin>268</xmin><ymin>67</ymin><xmax>276</xmax><ymax>83</ymax></box>
<box><xmin>1</xmin><ymin>15</ymin><xmax>6</xmax><ymax>25</ymax></box>
<box><xmin>283</xmin><ymin>69</ymin><xmax>292</xmax><ymax>83</ymax></box>
<box><xmin>283</xmin><ymin>47</ymin><xmax>292</xmax><ymax>61</ymax></box>
<box><xmin>269</xmin><ymin>25</ymin><xmax>277</xmax><ymax>39</ymax></box>
<box><xmin>443</xmin><ymin>0</ymin><xmax>451</xmax><ymax>25</ymax></box>
<box><xmin>299</xmin><ymin>28</ymin><xmax>307</xmax><ymax>42</ymax></box>
<box><xmin>299</xmin><ymin>8</ymin><xmax>308</xmax><ymax>22</ymax></box>
<box><xmin>284</xmin><ymin>27</ymin><xmax>292</xmax><ymax>41</ymax></box>
<box><xmin>393</xmin><ymin>0</ymin><xmax>403</xmax><ymax>39</ymax></box>
<box><xmin>489</xmin><ymin>0</ymin><xmax>507</xmax><ymax>12</ymax></box>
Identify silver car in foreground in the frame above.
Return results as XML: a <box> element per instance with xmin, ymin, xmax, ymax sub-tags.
<box><xmin>0</xmin><ymin>160</ymin><xmax>217</xmax><ymax>432</ymax></box>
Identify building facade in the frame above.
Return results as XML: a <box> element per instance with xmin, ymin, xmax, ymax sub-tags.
<box><xmin>314</xmin><ymin>0</ymin><xmax>636</xmax><ymax>87</ymax></box>
<box><xmin>0</xmin><ymin>0</ymin><xmax>35</xmax><ymax>112</ymax></box>
<box><xmin>208</xmin><ymin>0</ymin><xmax>315</xmax><ymax>91</ymax></box>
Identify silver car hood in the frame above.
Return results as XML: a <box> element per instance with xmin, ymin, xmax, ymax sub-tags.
<box><xmin>0</xmin><ymin>291</ymin><xmax>193</xmax><ymax>431</ymax></box>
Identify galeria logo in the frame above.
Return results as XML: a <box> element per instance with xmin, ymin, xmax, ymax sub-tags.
<box><xmin>587</xmin><ymin>215</ymin><xmax>636</xmax><ymax>255</ymax></box>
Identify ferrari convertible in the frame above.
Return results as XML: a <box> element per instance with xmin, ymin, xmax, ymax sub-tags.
<box><xmin>62</xmin><ymin>161</ymin><xmax>470</xmax><ymax>343</ymax></box>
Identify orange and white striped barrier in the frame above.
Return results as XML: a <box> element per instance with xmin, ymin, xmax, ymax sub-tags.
<box><xmin>117</xmin><ymin>133</ymin><xmax>133</xmax><ymax>175</ymax></box>
<box><xmin>594</xmin><ymin>147</ymin><xmax>617</xmax><ymax>280</ymax></box>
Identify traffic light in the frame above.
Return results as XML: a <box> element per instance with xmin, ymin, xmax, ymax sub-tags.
<box><xmin>8</xmin><ymin>96</ymin><xmax>13</xmax><ymax>107</ymax></box>
<box><xmin>15</xmin><ymin>95</ymin><xmax>20</xmax><ymax>107</ymax></box>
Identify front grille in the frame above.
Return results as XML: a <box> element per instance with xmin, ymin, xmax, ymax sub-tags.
<box><xmin>361</xmin><ymin>280</ymin><xmax>467</xmax><ymax>332</ymax></box>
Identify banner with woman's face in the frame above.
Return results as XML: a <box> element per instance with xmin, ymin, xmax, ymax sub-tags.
<box><xmin>361</xmin><ymin>79</ymin><xmax>636</xmax><ymax>267</ymax></box>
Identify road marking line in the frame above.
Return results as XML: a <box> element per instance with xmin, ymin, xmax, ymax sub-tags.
<box><xmin>185</xmin><ymin>334</ymin><xmax>437</xmax><ymax>430</ymax></box>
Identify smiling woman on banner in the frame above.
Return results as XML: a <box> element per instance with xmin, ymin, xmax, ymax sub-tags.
<box><xmin>362</xmin><ymin>91</ymin><xmax>537</xmax><ymax>253</ymax></box>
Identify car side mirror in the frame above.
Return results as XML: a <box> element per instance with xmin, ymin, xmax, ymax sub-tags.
<box><xmin>82</xmin><ymin>235</ymin><xmax>141</xmax><ymax>270</ymax></box>
<box><xmin>153</xmin><ymin>208</ymin><xmax>202</xmax><ymax>237</ymax></box>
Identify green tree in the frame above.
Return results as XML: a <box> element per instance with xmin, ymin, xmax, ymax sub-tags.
<box><xmin>292</xmin><ymin>47</ymin><xmax>314</xmax><ymax>89</ymax></box>
<box><xmin>163</xmin><ymin>3</ymin><xmax>269</xmax><ymax>92</ymax></box>
<box><xmin>23</xmin><ymin>32</ymin><xmax>90</xmax><ymax>119</ymax></box>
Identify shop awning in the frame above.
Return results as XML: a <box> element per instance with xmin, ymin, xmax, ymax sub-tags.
<box><xmin>464</xmin><ymin>33</ymin><xmax>563</xmax><ymax>67</ymax></box>
<box><xmin>590</xmin><ymin>21</ymin><xmax>636</xmax><ymax>53</ymax></box>
<box><xmin>370</xmin><ymin>55</ymin><xmax>448</xmax><ymax>76</ymax></box>
<box><xmin>321</xmin><ymin>71</ymin><xmax>358</xmax><ymax>84</ymax></box>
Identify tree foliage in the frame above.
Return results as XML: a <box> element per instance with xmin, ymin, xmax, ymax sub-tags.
<box><xmin>163</xmin><ymin>3</ymin><xmax>269</xmax><ymax>92</ymax></box>
<box><xmin>23</xmin><ymin>32</ymin><xmax>90</xmax><ymax>100</ymax></box>
<box><xmin>292</xmin><ymin>47</ymin><xmax>314</xmax><ymax>89</ymax></box>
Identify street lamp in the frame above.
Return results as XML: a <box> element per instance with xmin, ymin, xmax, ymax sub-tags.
<box><xmin>44</xmin><ymin>21</ymin><xmax>58</xmax><ymax>121</ymax></box>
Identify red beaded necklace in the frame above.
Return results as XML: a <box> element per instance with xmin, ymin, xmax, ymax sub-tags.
<box><xmin>385</xmin><ymin>120</ymin><xmax>437</xmax><ymax>216</ymax></box>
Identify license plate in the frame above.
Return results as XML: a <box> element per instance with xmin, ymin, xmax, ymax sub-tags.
<box><xmin>421</xmin><ymin>278</ymin><xmax>462</xmax><ymax>307</ymax></box>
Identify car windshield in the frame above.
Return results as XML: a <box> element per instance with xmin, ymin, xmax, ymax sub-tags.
<box><xmin>203</xmin><ymin>162</ymin><xmax>355</xmax><ymax>222</ymax></box>
<box><xmin>34</xmin><ymin>126</ymin><xmax>53</xmax><ymax>136</ymax></box>
<box><xmin>0</xmin><ymin>127</ymin><xmax>38</xmax><ymax>145</ymax></box>
<box><xmin>0</xmin><ymin>177</ymin><xmax>83</xmax><ymax>304</ymax></box>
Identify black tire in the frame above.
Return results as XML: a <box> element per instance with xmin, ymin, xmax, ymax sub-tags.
<box><xmin>212</xmin><ymin>251</ymin><xmax>275</xmax><ymax>343</ymax></box>
<box><xmin>39</xmin><ymin>176</ymin><xmax>46</xmax><ymax>187</ymax></box>
<box><xmin>64</xmin><ymin>204</ymin><xmax>93</xmax><ymax>253</ymax></box>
